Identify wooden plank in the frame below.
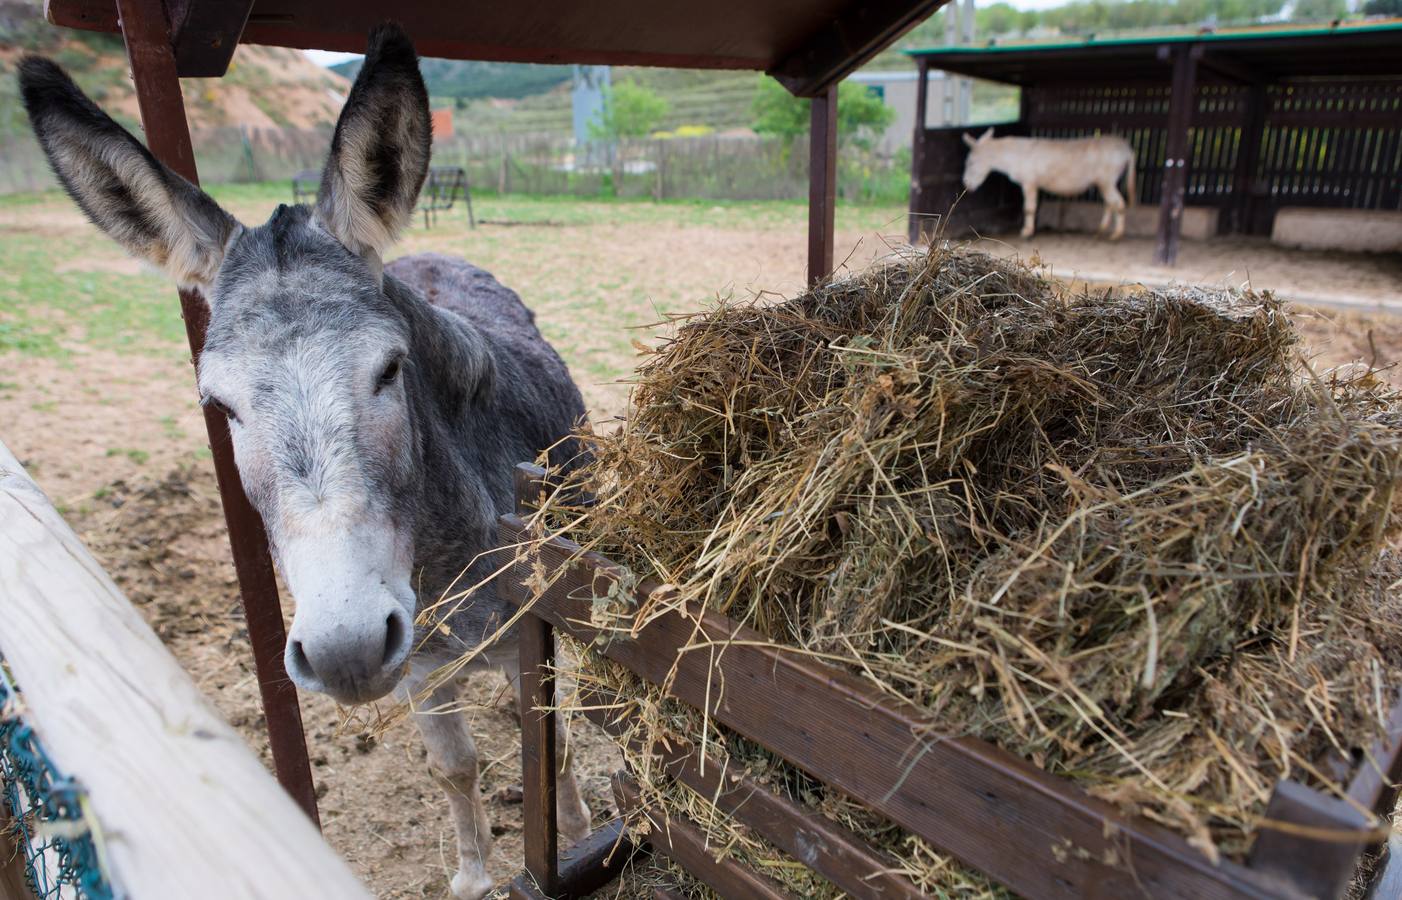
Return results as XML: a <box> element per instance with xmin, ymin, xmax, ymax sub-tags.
<box><xmin>0</xmin><ymin>807</ymin><xmax>38</xmax><ymax>900</ymax></box>
<box><xmin>613</xmin><ymin>775</ymin><xmax>796</xmax><ymax>900</ymax></box>
<box><xmin>768</xmin><ymin>0</ymin><xmax>947</xmax><ymax>98</ymax></box>
<box><xmin>497</xmin><ymin>517</ymin><xmax>1296</xmax><ymax>900</ymax></box>
<box><xmin>0</xmin><ymin>440</ymin><xmax>369</xmax><ymax>900</ymax></box>
<box><xmin>1247</xmin><ymin>781</ymin><xmax>1374</xmax><ymax>900</ymax></box>
<box><xmin>908</xmin><ymin>58</ymin><xmax>930</xmax><ymax>244</ymax></box>
<box><xmin>164</xmin><ymin>0</ymin><xmax>253</xmax><ymax>76</ymax></box>
<box><xmin>113</xmin><ymin>0</ymin><xmax>320</xmax><ymax>826</ymax></box>
<box><xmin>573</xmin><ymin>682</ymin><xmax>923</xmax><ymax>900</ymax></box>
<box><xmin>807</xmin><ymin>85</ymin><xmax>837</xmax><ymax>287</ymax></box>
<box><xmin>520</xmin><ymin>612</ymin><xmax>560</xmax><ymax>894</ymax></box>
<box><xmin>509</xmin><ymin>819</ymin><xmax>641</xmax><ymax>900</ymax></box>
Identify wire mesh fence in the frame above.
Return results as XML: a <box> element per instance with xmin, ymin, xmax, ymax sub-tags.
<box><xmin>1</xmin><ymin>662</ymin><xmax>113</xmax><ymax>900</ymax></box>
<box><xmin>0</xmin><ymin>127</ymin><xmax>908</xmax><ymax>205</ymax></box>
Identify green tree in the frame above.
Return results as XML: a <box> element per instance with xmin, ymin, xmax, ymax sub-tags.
<box><xmin>751</xmin><ymin>78</ymin><xmax>897</xmax><ymax>149</ymax></box>
<box><xmin>588</xmin><ymin>82</ymin><xmax>670</xmax><ymax>140</ymax></box>
<box><xmin>1362</xmin><ymin>0</ymin><xmax>1401</xmax><ymax>14</ymax></box>
<box><xmin>1290</xmin><ymin>0</ymin><xmax>1347</xmax><ymax>19</ymax></box>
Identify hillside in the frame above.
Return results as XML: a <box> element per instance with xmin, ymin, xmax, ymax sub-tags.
<box><xmin>0</xmin><ymin>0</ymin><xmax>350</xmax><ymax>138</ymax></box>
<box><xmin>331</xmin><ymin>57</ymin><xmax>571</xmax><ymax>100</ymax></box>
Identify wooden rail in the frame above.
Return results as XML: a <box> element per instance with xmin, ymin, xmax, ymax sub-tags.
<box><xmin>505</xmin><ymin>463</ymin><xmax>1402</xmax><ymax>900</ymax></box>
<box><xmin>0</xmin><ymin>439</ymin><xmax>369</xmax><ymax>900</ymax></box>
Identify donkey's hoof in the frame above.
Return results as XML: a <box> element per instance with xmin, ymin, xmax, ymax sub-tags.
<box><xmin>451</xmin><ymin>868</ymin><xmax>495</xmax><ymax>900</ymax></box>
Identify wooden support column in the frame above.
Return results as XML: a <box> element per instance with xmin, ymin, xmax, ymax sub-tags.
<box><xmin>519</xmin><ymin>612</ymin><xmax>559</xmax><ymax>895</ymax></box>
<box><xmin>908</xmin><ymin>58</ymin><xmax>929</xmax><ymax>245</ymax></box>
<box><xmin>1229</xmin><ymin>80</ymin><xmax>1267</xmax><ymax>235</ymax></box>
<box><xmin>1154</xmin><ymin>42</ymin><xmax>1200</xmax><ymax>265</ymax></box>
<box><xmin>113</xmin><ymin>0</ymin><xmax>319</xmax><ymax>826</ymax></box>
<box><xmin>808</xmin><ymin>84</ymin><xmax>837</xmax><ymax>286</ymax></box>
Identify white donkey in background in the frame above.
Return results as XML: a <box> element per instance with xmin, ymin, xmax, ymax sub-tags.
<box><xmin>962</xmin><ymin>128</ymin><xmax>1137</xmax><ymax>240</ymax></box>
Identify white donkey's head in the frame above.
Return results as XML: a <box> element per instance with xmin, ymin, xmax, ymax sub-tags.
<box><xmin>21</xmin><ymin>25</ymin><xmax>449</xmax><ymax>704</ymax></box>
<box><xmin>961</xmin><ymin>127</ymin><xmax>997</xmax><ymax>191</ymax></box>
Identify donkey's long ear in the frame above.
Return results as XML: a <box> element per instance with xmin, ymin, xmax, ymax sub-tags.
<box><xmin>962</xmin><ymin>132</ymin><xmax>978</xmax><ymax>148</ymax></box>
<box><xmin>19</xmin><ymin>57</ymin><xmax>238</xmax><ymax>291</ymax></box>
<box><xmin>314</xmin><ymin>24</ymin><xmax>429</xmax><ymax>268</ymax></box>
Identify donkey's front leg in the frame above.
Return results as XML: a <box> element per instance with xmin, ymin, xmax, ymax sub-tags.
<box><xmin>1020</xmin><ymin>182</ymin><xmax>1039</xmax><ymax>238</ymax></box>
<box><xmin>502</xmin><ymin>659</ymin><xmax>593</xmax><ymax>844</ymax></box>
<box><xmin>402</xmin><ymin>679</ymin><xmax>496</xmax><ymax>900</ymax></box>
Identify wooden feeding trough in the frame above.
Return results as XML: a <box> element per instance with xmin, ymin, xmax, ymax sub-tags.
<box><xmin>502</xmin><ymin>463</ymin><xmax>1402</xmax><ymax>900</ymax></box>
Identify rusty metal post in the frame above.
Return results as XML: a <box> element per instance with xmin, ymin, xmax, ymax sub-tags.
<box><xmin>808</xmin><ymin>84</ymin><xmax>838</xmax><ymax>286</ymax></box>
<box><xmin>1155</xmin><ymin>43</ymin><xmax>1200</xmax><ymax>265</ymax></box>
<box><xmin>113</xmin><ymin>0</ymin><xmax>320</xmax><ymax>826</ymax></box>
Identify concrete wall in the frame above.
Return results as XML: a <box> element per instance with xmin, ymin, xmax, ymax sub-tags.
<box><xmin>1037</xmin><ymin>200</ymin><xmax>1219</xmax><ymax>241</ymax></box>
<box><xmin>848</xmin><ymin>71</ymin><xmax>952</xmax><ymax>155</ymax></box>
<box><xmin>1272</xmin><ymin>208</ymin><xmax>1402</xmax><ymax>254</ymax></box>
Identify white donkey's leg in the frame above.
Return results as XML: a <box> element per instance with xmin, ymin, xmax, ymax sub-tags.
<box><xmin>502</xmin><ymin>658</ymin><xmax>593</xmax><ymax>844</ymax></box>
<box><xmin>1100</xmin><ymin>181</ymin><xmax>1127</xmax><ymax>240</ymax></box>
<box><xmin>1020</xmin><ymin>182</ymin><xmax>1038</xmax><ymax>238</ymax></box>
<box><xmin>401</xmin><ymin>678</ymin><xmax>495</xmax><ymax>900</ymax></box>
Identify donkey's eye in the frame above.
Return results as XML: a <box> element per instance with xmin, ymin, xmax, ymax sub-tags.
<box><xmin>376</xmin><ymin>358</ymin><xmax>402</xmax><ymax>390</ymax></box>
<box><xmin>201</xmin><ymin>395</ymin><xmax>238</xmax><ymax>424</ymax></box>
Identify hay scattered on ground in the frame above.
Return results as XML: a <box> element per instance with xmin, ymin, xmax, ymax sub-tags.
<box><xmin>526</xmin><ymin>246</ymin><xmax>1402</xmax><ymax>893</ymax></box>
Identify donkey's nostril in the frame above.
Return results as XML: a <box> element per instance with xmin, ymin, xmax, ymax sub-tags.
<box><xmin>287</xmin><ymin>639</ymin><xmax>314</xmax><ymax>680</ymax></box>
<box><xmin>383</xmin><ymin>609</ymin><xmax>409</xmax><ymax>665</ymax></box>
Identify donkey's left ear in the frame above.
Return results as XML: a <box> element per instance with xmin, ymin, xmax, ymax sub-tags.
<box><xmin>20</xmin><ymin>56</ymin><xmax>239</xmax><ymax>291</ymax></box>
<box><xmin>314</xmin><ymin>23</ymin><xmax>430</xmax><ymax>270</ymax></box>
<box><xmin>979</xmin><ymin>127</ymin><xmax>994</xmax><ymax>142</ymax></box>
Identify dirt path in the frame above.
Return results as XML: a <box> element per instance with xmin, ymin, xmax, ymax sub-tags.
<box><xmin>2</xmin><ymin>192</ymin><xmax>1400</xmax><ymax>898</ymax></box>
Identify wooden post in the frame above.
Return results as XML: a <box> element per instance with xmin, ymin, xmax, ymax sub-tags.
<box><xmin>0</xmin><ymin>440</ymin><xmax>369</xmax><ymax>900</ymax></box>
<box><xmin>909</xmin><ymin>58</ymin><xmax>930</xmax><ymax>245</ymax></box>
<box><xmin>1229</xmin><ymin>80</ymin><xmax>1267</xmax><ymax>235</ymax></box>
<box><xmin>519</xmin><ymin>612</ymin><xmax>560</xmax><ymax>895</ymax></box>
<box><xmin>807</xmin><ymin>84</ymin><xmax>837</xmax><ymax>286</ymax></box>
<box><xmin>1154</xmin><ymin>43</ymin><xmax>1200</xmax><ymax>265</ymax></box>
<box><xmin>113</xmin><ymin>0</ymin><xmax>320</xmax><ymax>826</ymax></box>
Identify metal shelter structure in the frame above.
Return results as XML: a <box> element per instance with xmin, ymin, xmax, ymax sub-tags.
<box><xmin>39</xmin><ymin>0</ymin><xmax>946</xmax><ymax>828</ymax></box>
<box><xmin>907</xmin><ymin>21</ymin><xmax>1402</xmax><ymax>263</ymax></box>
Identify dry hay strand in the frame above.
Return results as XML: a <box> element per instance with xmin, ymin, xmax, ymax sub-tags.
<box><xmin>523</xmin><ymin>246</ymin><xmax>1402</xmax><ymax>892</ymax></box>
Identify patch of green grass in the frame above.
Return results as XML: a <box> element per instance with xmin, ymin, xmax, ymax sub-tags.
<box><xmin>29</xmin><ymin>401</ymin><xmax>56</xmax><ymax>412</ymax></box>
<box><xmin>105</xmin><ymin>447</ymin><xmax>150</xmax><ymax>465</ymax></box>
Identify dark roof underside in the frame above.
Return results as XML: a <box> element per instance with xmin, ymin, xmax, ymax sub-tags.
<box><xmin>907</xmin><ymin>22</ymin><xmax>1402</xmax><ymax>84</ymax></box>
<box><xmin>45</xmin><ymin>0</ymin><xmax>945</xmax><ymax>96</ymax></box>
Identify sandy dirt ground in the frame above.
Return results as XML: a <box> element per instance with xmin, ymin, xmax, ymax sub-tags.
<box><xmin>2</xmin><ymin>191</ymin><xmax>1400</xmax><ymax>898</ymax></box>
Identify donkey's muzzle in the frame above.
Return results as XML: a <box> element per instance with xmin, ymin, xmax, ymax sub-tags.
<box><xmin>285</xmin><ymin>600</ymin><xmax>413</xmax><ymax>704</ymax></box>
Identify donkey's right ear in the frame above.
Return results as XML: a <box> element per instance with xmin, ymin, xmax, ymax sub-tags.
<box><xmin>19</xmin><ymin>56</ymin><xmax>239</xmax><ymax>292</ymax></box>
<box><xmin>962</xmin><ymin>132</ymin><xmax>978</xmax><ymax>148</ymax></box>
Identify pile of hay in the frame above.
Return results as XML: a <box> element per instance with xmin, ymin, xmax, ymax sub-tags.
<box><xmin>528</xmin><ymin>247</ymin><xmax>1402</xmax><ymax>893</ymax></box>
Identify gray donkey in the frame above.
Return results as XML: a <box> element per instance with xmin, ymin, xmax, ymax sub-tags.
<box><xmin>21</xmin><ymin>24</ymin><xmax>591</xmax><ymax>899</ymax></box>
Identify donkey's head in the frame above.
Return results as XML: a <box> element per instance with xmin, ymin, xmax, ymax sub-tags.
<box><xmin>21</xmin><ymin>25</ymin><xmax>438</xmax><ymax>704</ymax></box>
<box><xmin>961</xmin><ymin>127</ymin><xmax>996</xmax><ymax>191</ymax></box>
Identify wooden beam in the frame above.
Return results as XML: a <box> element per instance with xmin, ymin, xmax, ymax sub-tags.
<box><xmin>1154</xmin><ymin>42</ymin><xmax>1200</xmax><ymax>265</ymax></box>
<box><xmin>164</xmin><ymin>0</ymin><xmax>253</xmax><ymax>77</ymax></box>
<box><xmin>1247</xmin><ymin>781</ymin><xmax>1376</xmax><ymax>900</ymax></box>
<box><xmin>613</xmin><ymin>775</ymin><xmax>797</xmax><ymax>900</ymax></box>
<box><xmin>113</xmin><ymin>0</ymin><xmax>320</xmax><ymax>826</ymax></box>
<box><xmin>508</xmin><ymin>819</ymin><xmax>639</xmax><ymax>900</ymax></box>
<box><xmin>769</xmin><ymin>0</ymin><xmax>949</xmax><ymax>98</ymax></box>
<box><xmin>908</xmin><ymin>58</ymin><xmax>930</xmax><ymax>245</ymax></box>
<box><xmin>497</xmin><ymin>517</ymin><xmax>1311</xmax><ymax>900</ymax></box>
<box><xmin>0</xmin><ymin>440</ymin><xmax>369</xmax><ymax>900</ymax></box>
<box><xmin>1198</xmin><ymin>51</ymin><xmax>1257</xmax><ymax>86</ymax></box>
<box><xmin>807</xmin><ymin>84</ymin><xmax>837</xmax><ymax>287</ymax></box>
<box><xmin>573</xmin><ymin>683</ymin><xmax>924</xmax><ymax>900</ymax></box>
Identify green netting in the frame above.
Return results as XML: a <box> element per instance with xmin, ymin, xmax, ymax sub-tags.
<box><xmin>0</xmin><ymin>662</ymin><xmax>114</xmax><ymax>900</ymax></box>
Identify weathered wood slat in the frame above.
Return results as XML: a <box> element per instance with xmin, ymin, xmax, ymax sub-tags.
<box><xmin>613</xmin><ymin>774</ymin><xmax>796</xmax><ymax>900</ymax></box>
<box><xmin>0</xmin><ymin>439</ymin><xmax>368</xmax><ymax>900</ymax></box>
<box><xmin>508</xmin><ymin>819</ymin><xmax>640</xmax><ymax>900</ymax></box>
<box><xmin>497</xmin><ymin>515</ymin><xmax>1307</xmax><ymax>900</ymax></box>
<box><xmin>573</xmin><ymin>680</ymin><xmax>924</xmax><ymax>900</ymax></box>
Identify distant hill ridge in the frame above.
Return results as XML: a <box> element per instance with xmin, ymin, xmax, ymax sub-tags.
<box><xmin>331</xmin><ymin>57</ymin><xmax>571</xmax><ymax>101</ymax></box>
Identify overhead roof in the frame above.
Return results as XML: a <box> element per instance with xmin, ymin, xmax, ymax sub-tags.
<box><xmin>44</xmin><ymin>0</ymin><xmax>945</xmax><ymax>96</ymax></box>
<box><xmin>906</xmin><ymin>20</ymin><xmax>1402</xmax><ymax>84</ymax></box>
